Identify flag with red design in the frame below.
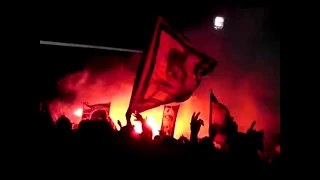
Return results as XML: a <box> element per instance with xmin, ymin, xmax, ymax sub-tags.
<box><xmin>127</xmin><ymin>17</ymin><xmax>217</xmax><ymax>117</ymax></box>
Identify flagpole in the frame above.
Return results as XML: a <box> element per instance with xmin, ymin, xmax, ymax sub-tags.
<box><xmin>40</xmin><ymin>40</ymin><xmax>143</xmax><ymax>53</ymax></box>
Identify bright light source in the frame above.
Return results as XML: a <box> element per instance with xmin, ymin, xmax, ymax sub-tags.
<box><xmin>74</xmin><ymin>108</ymin><xmax>83</xmax><ymax>117</ymax></box>
<box><xmin>214</xmin><ymin>16</ymin><xmax>224</xmax><ymax>30</ymax></box>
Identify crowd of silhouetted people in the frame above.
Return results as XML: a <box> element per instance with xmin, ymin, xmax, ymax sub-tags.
<box><xmin>40</xmin><ymin>102</ymin><xmax>280</xmax><ymax>174</ymax></box>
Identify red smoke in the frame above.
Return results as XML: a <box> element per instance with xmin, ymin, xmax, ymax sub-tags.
<box><xmin>49</xmin><ymin>8</ymin><xmax>280</xmax><ymax>141</ymax></box>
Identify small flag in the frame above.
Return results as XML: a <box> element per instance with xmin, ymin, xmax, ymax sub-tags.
<box><xmin>210</xmin><ymin>91</ymin><xmax>230</xmax><ymax>126</ymax></box>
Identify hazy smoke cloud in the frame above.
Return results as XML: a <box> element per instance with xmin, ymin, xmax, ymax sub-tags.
<box><xmin>49</xmin><ymin>8</ymin><xmax>280</xmax><ymax>144</ymax></box>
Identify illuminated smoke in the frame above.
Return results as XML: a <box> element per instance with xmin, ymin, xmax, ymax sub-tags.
<box><xmin>49</xmin><ymin>8</ymin><xmax>279</xmax><ymax>140</ymax></box>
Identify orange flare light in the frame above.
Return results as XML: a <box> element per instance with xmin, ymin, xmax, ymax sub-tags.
<box><xmin>74</xmin><ymin>108</ymin><xmax>83</xmax><ymax>117</ymax></box>
<box><xmin>73</xmin><ymin>109</ymin><xmax>160</xmax><ymax>136</ymax></box>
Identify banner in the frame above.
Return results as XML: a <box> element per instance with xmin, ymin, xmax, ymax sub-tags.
<box><xmin>127</xmin><ymin>17</ymin><xmax>217</xmax><ymax>115</ymax></box>
<box><xmin>210</xmin><ymin>91</ymin><xmax>230</xmax><ymax>125</ymax></box>
<box><xmin>81</xmin><ymin>102</ymin><xmax>116</xmax><ymax>129</ymax></box>
<box><xmin>160</xmin><ymin>104</ymin><xmax>180</xmax><ymax>137</ymax></box>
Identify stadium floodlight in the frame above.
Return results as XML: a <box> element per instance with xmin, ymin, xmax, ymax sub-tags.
<box><xmin>214</xmin><ymin>16</ymin><xmax>224</xmax><ymax>30</ymax></box>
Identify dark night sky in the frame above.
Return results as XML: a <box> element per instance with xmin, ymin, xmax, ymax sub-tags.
<box><xmin>40</xmin><ymin>7</ymin><xmax>214</xmax><ymax>48</ymax></box>
<box><xmin>40</xmin><ymin>5</ymin><xmax>279</xmax><ymax>49</ymax></box>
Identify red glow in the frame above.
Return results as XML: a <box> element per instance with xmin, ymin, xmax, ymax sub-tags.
<box><xmin>72</xmin><ymin>108</ymin><xmax>159</xmax><ymax>136</ymax></box>
<box><xmin>48</xmin><ymin>11</ymin><xmax>280</xmax><ymax>139</ymax></box>
<box><xmin>74</xmin><ymin>108</ymin><xmax>83</xmax><ymax>117</ymax></box>
<box><xmin>275</xmin><ymin>145</ymin><xmax>280</xmax><ymax>154</ymax></box>
<box><xmin>48</xmin><ymin>64</ymin><xmax>279</xmax><ymax>139</ymax></box>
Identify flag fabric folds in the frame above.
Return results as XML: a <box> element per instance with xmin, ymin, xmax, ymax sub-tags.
<box><xmin>160</xmin><ymin>104</ymin><xmax>180</xmax><ymax>137</ymax></box>
<box><xmin>127</xmin><ymin>16</ymin><xmax>217</xmax><ymax>115</ymax></box>
<box><xmin>210</xmin><ymin>91</ymin><xmax>230</xmax><ymax>126</ymax></box>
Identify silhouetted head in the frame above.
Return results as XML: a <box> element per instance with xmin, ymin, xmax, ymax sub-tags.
<box><xmin>199</xmin><ymin>136</ymin><xmax>213</xmax><ymax>148</ymax></box>
<box><xmin>56</xmin><ymin>115</ymin><xmax>72</xmax><ymax>132</ymax></box>
<box><xmin>153</xmin><ymin>135</ymin><xmax>161</xmax><ymax>144</ymax></box>
<box><xmin>90</xmin><ymin>110</ymin><xmax>107</xmax><ymax>120</ymax></box>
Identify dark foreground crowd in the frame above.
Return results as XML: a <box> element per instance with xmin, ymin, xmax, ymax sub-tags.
<box><xmin>40</xmin><ymin>103</ymin><xmax>280</xmax><ymax>176</ymax></box>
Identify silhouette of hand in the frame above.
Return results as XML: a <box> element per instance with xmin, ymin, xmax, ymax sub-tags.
<box><xmin>117</xmin><ymin>120</ymin><xmax>123</xmax><ymax>129</ymax></box>
<box><xmin>178</xmin><ymin>135</ymin><xmax>189</xmax><ymax>144</ymax></box>
<box><xmin>125</xmin><ymin>110</ymin><xmax>132</xmax><ymax>126</ymax></box>
<box><xmin>190</xmin><ymin>112</ymin><xmax>204</xmax><ymax>134</ymax></box>
<box><xmin>133</xmin><ymin>113</ymin><xmax>144</xmax><ymax>122</ymax></box>
<box><xmin>247</xmin><ymin>121</ymin><xmax>256</xmax><ymax>133</ymax></box>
